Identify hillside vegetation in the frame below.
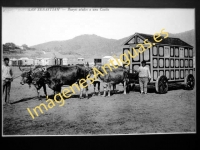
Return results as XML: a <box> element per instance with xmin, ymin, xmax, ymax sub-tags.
<box><xmin>3</xmin><ymin>29</ymin><xmax>195</xmax><ymax>61</ymax></box>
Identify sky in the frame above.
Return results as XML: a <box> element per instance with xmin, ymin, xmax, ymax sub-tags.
<box><xmin>2</xmin><ymin>8</ymin><xmax>195</xmax><ymax>47</ymax></box>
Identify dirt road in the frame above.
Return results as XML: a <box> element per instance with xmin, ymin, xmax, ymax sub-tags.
<box><xmin>3</xmin><ymin>67</ymin><xmax>196</xmax><ymax>135</ymax></box>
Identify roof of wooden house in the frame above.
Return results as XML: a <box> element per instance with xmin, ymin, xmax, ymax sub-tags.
<box><xmin>124</xmin><ymin>33</ymin><xmax>193</xmax><ymax>47</ymax></box>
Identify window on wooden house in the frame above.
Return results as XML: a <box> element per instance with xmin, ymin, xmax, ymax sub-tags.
<box><xmin>153</xmin><ymin>58</ymin><xmax>158</xmax><ymax>68</ymax></box>
<box><xmin>159</xmin><ymin>58</ymin><xmax>164</xmax><ymax>68</ymax></box>
<box><xmin>164</xmin><ymin>46</ymin><xmax>170</xmax><ymax>57</ymax></box>
<box><xmin>189</xmin><ymin>49</ymin><xmax>193</xmax><ymax>57</ymax></box>
<box><xmin>143</xmin><ymin>48</ymin><xmax>150</xmax><ymax>61</ymax></box>
<box><xmin>184</xmin><ymin>48</ymin><xmax>188</xmax><ymax>57</ymax></box>
<box><xmin>175</xmin><ymin>47</ymin><xmax>179</xmax><ymax>57</ymax></box>
<box><xmin>185</xmin><ymin>59</ymin><xmax>188</xmax><ymax>68</ymax></box>
<box><xmin>137</xmin><ymin>37</ymin><xmax>143</xmax><ymax>43</ymax></box>
<box><xmin>179</xmin><ymin>47</ymin><xmax>184</xmax><ymax>58</ymax></box>
<box><xmin>175</xmin><ymin>59</ymin><xmax>179</xmax><ymax>68</ymax></box>
<box><xmin>159</xmin><ymin>47</ymin><xmax>164</xmax><ymax>57</ymax></box>
<box><xmin>153</xmin><ymin>46</ymin><xmax>157</xmax><ymax>56</ymax></box>
<box><xmin>170</xmin><ymin>47</ymin><xmax>174</xmax><ymax>57</ymax></box>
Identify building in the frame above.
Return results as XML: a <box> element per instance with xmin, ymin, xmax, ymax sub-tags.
<box><xmin>54</xmin><ymin>52</ymin><xmax>68</xmax><ymax>65</ymax></box>
<box><xmin>123</xmin><ymin>32</ymin><xmax>194</xmax><ymax>80</ymax></box>
<box><xmin>94</xmin><ymin>58</ymin><xmax>102</xmax><ymax>66</ymax></box>
<box><xmin>34</xmin><ymin>58</ymin><xmax>54</xmax><ymax>66</ymax></box>
<box><xmin>67</xmin><ymin>57</ymin><xmax>78</xmax><ymax>65</ymax></box>
<box><xmin>102</xmin><ymin>56</ymin><xmax>112</xmax><ymax>65</ymax></box>
<box><xmin>18</xmin><ymin>57</ymin><xmax>34</xmax><ymax>66</ymax></box>
<box><xmin>102</xmin><ymin>56</ymin><xmax>122</xmax><ymax>66</ymax></box>
<box><xmin>122</xmin><ymin>32</ymin><xmax>194</xmax><ymax>93</ymax></box>
<box><xmin>36</xmin><ymin>52</ymin><xmax>68</xmax><ymax>66</ymax></box>
<box><xmin>62</xmin><ymin>58</ymin><xmax>68</xmax><ymax>65</ymax></box>
<box><xmin>89</xmin><ymin>62</ymin><xmax>95</xmax><ymax>67</ymax></box>
<box><xmin>9</xmin><ymin>58</ymin><xmax>18</xmax><ymax>66</ymax></box>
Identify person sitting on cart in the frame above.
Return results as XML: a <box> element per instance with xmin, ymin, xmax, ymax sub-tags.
<box><xmin>138</xmin><ymin>60</ymin><xmax>151</xmax><ymax>94</ymax></box>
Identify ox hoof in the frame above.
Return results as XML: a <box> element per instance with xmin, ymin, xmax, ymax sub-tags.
<box><xmin>79</xmin><ymin>97</ymin><xmax>84</xmax><ymax>99</ymax></box>
<box><xmin>98</xmin><ymin>93</ymin><xmax>101</xmax><ymax>96</ymax></box>
<box><xmin>123</xmin><ymin>93</ymin><xmax>127</xmax><ymax>95</ymax></box>
<box><xmin>86</xmin><ymin>96</ymin><xmax>89</xmax><ymax>99</ymax></box>
<box><xmin>92</xmin><ymin>93</ymin><xmax>96</xmax><ymax>96</ymax></box>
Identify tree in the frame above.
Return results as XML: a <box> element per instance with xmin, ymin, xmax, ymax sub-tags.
<box><xmin>3</xmin><ymin>44</ymin><xmax>10</xmax><ymax>53</ymax></box>
<box><xmin>4</xmin><ymin>42</ymin><xmax>16</xmax><ymax>50</ymax></box>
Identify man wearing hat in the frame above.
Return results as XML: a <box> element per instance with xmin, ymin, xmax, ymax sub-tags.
<box><xmin>2</xmin><ymin>57</ymin><xmax>13</xmax><ymax>105</ymax></box>
<box><xmin>138</xmin><ymin>60</ymin><xmax>151</xmax><ymax>94</ymax></box>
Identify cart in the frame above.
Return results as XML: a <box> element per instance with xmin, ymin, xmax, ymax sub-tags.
<box><xmin>122</xmin><ymin>33</ymin><xmax>195</xmax><ymax>94</ymax></box>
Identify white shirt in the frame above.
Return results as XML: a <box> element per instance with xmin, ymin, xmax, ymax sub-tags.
<box><xmin>138</xmin><ymin>66</ymin><xmax>151</xmax><ymax>78</ymax></box>
<box><xmin>2</xmin><ymin>65</ymin><xmax>13</xmax><ymax>80</ymax></box>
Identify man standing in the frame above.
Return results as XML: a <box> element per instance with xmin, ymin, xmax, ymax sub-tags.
<box><xmin>138</xmin><ymin>60</ymin><xmax>151</xmax><ymax>94</ymax></box>
<box><xmin>2</xmin><ymin>58</ymin><xmax>13</xmax><ymax>105</ymax></box>
<box><xmin>92</xmin><ymin>75</ymin><xmax>101</xmax><ymax>96</ymax></box>
<box><xmin>88</xmin><ymin>63</ymin><xmax>101</xmax><ymax>96</ymax></box>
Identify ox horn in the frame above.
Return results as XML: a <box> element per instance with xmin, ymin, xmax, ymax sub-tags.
<box><xmin>19</xmin><ymin>65</ymin><xmax>24</xmax><ymax>72</ymax></box>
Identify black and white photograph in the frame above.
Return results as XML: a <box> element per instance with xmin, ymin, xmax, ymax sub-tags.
<box><xmin>2</xmin><ymin>7</ymin><xmax>196</xmax><ymax>136</ymax></box>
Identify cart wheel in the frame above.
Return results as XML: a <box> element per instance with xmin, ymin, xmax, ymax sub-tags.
<box><xmin>184</xmin><ymin>74</ymin><xmax>195</xmax><ymax>90</ymax></box>
<box><xmin>155</xmin><ymin>75</ymin><xmax>168</xmax><ymax>94</ymax></box>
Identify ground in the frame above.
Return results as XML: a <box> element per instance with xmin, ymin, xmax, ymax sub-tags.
<box><xmin>3</xmin><ymin>67</ymin><xmax>196</xmax><ymax>135</ymax></box>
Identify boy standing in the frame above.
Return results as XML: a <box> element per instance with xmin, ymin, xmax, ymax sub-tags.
<box><xmin>138</xmin><ymin>60</ymin><xmax>151</xmax><ymax>94</ymax></box>
<box><xmin>2</xmin><ymin>58</ymin><xmax>13</xmax><ymax>105</ymax></box>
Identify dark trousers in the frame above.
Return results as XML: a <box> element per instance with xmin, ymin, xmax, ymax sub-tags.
<box><xmin>93</xmin><ymin>81</ymin><xmax>100</xmax><ymax>91</ymax></box>
<box><xmin>3</xmin><ymin>80</ymin><xmax>11</xmax><ymax>103</ymax></box>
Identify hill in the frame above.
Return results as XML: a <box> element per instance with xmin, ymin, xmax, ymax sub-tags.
<box><xmin>30</xmin><ymin>34</ymin><xmax>118</xmax><ymax>59</ymax></box>
<box><xmin>4</xmin><ymin>29</ymin><xmax>194</xmax><ymax>61</ymax></box>
<box><xmin>169</xmin><ymin>29</ymin><xmax>195</xmax><ymax>55</ymax></box>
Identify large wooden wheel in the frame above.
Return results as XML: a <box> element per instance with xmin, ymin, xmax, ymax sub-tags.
<box><xmin>184</xmin><ymin>74</ymin><xmax>195</xmax><ymax>90</ymax></box>
<box><xmin>155</xmin><ymin>75</ymin><xmax>168</xmax><ymax>94</ymax></box>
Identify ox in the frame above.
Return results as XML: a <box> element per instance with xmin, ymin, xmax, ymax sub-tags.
<box><xmin>95</xmin><ymin>66</ymin><xmax>129</xmax><ymax>97</ymax></box>
<box><xmin>43</xmin><ymin>65</ymin><xmax>91</xmax><ymax>99</ymax></box>
<box><xmin>19</xmin><ymin>65</ymin><xmax>48</xmax><ymax>100</ymax></box>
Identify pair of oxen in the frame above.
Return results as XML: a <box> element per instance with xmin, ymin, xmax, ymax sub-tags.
<box><xmin>19</xmin><ymin>65</ymin><xmax>139</xmax><ymax>100</ymax></box>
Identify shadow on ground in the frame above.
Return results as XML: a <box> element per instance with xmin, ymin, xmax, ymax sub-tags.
<box><xmin>11</xmin><ymin>83</ymin><xmax>188</xmax><ymax>104</ymax></box>
<box><xmin>129</xmin><ymin>83</ymin><xmax>186</xmax><ymax>94</ymax></box>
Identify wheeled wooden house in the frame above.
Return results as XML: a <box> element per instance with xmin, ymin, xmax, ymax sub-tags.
<box><xmin>123</xmin><ymin>33</ymin><xmax>195</xmax><ymax>93</ymax></box>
